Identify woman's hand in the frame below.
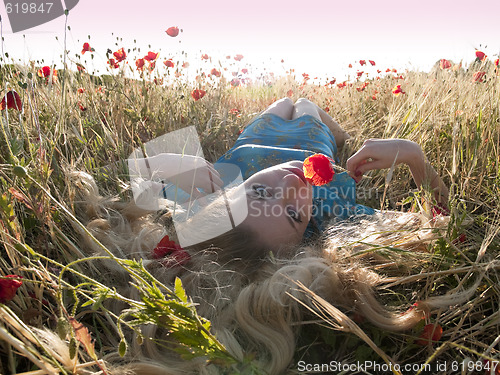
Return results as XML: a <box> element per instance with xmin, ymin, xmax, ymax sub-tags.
<box><xmin>346</xmin><ymin>139</ymin><xmax>423</xmax><ymax>183</ymax></box>
<box><xmin>346</xmin><ymin>138</ymin><xmax>448</xmax><ymax>204</ymax></box>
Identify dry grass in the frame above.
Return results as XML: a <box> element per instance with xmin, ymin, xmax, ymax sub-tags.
<box><xmin>0</xmin><ymin>43</ymin><xmax>499</xmax><ymax>375</ymax></box>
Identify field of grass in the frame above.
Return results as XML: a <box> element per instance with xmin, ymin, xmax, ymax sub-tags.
<box><xmin>0</xmin><ymin>40</ymin><xmax>499</xmax><ymax>375</ymax></box>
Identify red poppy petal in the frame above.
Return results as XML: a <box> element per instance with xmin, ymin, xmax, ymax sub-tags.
<box><xmin>152</xmin><ymin>235</ymin><xmax>189</xmax><ymax>267</ymax></box>
<box><xmin>191</xmin><ymin>89</ymin><xmax>206</xmax><ymax>101</ymax></box>
<box><xmin>136</xmin><ymin>58</ymin><xmax>145</xmax><ymax>70</ymax></box>
<box><xmin>475</xmin><ymin>50</ymin><xmax>486</xmax><ymax>61</ymax></box>
<box><xmin>144</xmin><ymin>51</ymin><xmax>159</xmax><ymax>62</ymax></box>
<box><xmin>81</xmin><ymin>42</ymin><xmax>93</xmax><ymax>54</ymax></box>
<box><xmin>113</xmin><ymin>48</ymin><xmax>126</xmax><ymax>62</ymax></box>
<box><xmin>416</xmin><ymin>323</ymin><xmax>443</xmax><ymax>345</ymax></box>
<box><xmin>166</xmin><ymin>26</ymin><xmax>179</xmax><ymax>37</ymax></box>
<box><xmin>37</xmin><ymin>66</ymin><xmax>51</xmax><ymax>78</ymax></box>
<box><xmin>1</xmin><ymin>91</ymin><xmax>22</xmax><ymax>111</ymax></box>
<box><xmin>392</xmin><ymin>84</ymin><xmax>405</xmax><ymax>96</ymax></box>
<box><xmin>159</xmin><ymin>250</ymin><xmax>190</xmax><ymax>268</ymax></box>
<box><xmin>0</xmin><ymin>275</ymin><xmax>23</xmax><ymax>303</ymax></box>
<box><xmin>164</xmin><ymin>59</ymin><xmax>175</xmax><ymax>68</ymax></box>
<box><xmin>473</xmin><ymin>71</ymin><xmax>486</xmax><ymax>82</ymax></box>
<box><xmin>439</xmin><ymin>59</ymin><xmax>452</xmax><ymax>69</ymax></box>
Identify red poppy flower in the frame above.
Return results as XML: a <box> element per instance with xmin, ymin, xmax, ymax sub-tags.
<box><xmin>475</xmin><ymin>50</ymin><xmax>486</xmax><ymax>61</ymax></box>
<box><xmin>432</xmin><ymin>202</ymin><xmax>449</xmax><ymax>218</ymax></box>
<box><xmin>108</xmin><ymin>59</ymin><xmax>119</xmax><ymax>69</ymax></box>
<box><xmin>356</xmin><ymin>71</ymin><xmax>364</xmax><ymax>78</ymax></box>
<box><xmin>416</xmin><ymin>323</ymin><xmax>443</xmax><ymax>345</ymax></box>
<box><xmin>1</xmin><ymin>90</ymin><xmax>22</xmax><ymax>111</ymax></box>
<box><xmin>303</xmin><ymin>154</ymin><xmax>335</xmax><ymax>186</ymax></box>
<box><xmin>153</xmin><ymin>235</ymin><xmax>190</xmax><ymax>268</ymax></box>
<box><xmin>76</xmin><ymin>63</ymin><xmax>85</xmax><ymax>72</ymax></box>
<box><xmin>241</xmin><ymin>68</ymin><xmax>248</xmax><ymax>74</ymax></box>
<box><xmin>78</xmin><ymin>102</ymin><xmax>87</xmax><ymax>111</ymax></box>
<box><xmin>356</xmin><ymin>82</ymin><xmax>369</xmax><ymax>92</ymax></box>
<box><xmin>163</xmin><ymin>59</ymin><xmax>175</xmax><ymax>68</ymax></box>
<box><xmin>234</xmin><ymin>54</ymin><xmax>244</xmax><ymax>61</ymax></box>
<box><xmin>77</xmin><ymin>88</ymin><xmax>85</xmax><ymax>94</ymax></box>
<box><xmin>369</xmin><ymin>60</ymin><xmax>376</xmax><ymax>66</ymax></box>
<box><xmin>210</xmin><ymin>68</ymin><xmax>221</xmax><ymax>77</ymax></box>
<box><xmin>136</xmin><ymin>58</ymin><xmax>145</xmax><ymax>70</ymax></box>
<box><xmin>439</xmin><ymin>59</ymin><xmax>451</xmax><ymax>69</ymax></box>
<box><xmin>359</xmin><ymin>60</ymin><xmax>366</xmax><ymax>66</ymax></box>
<box><xmin>0</xmin><ymin>275</ymin><xmax>23</xmax><ymax>303</ymax></box>
<box><xmin>113</xmin><ymin>48</ymin><xmax>126</xmax><ymax>63</ymax></box>
<box><xmin>191</xmin><ymin>89</ymin><xmax>206</xmax><ymax>101</ymax></box>
<box><xmin>81</xmin><ymin>42</ymin><xmax>94</xmax><ymax>54</ymax></box>
<box><xmin>392</xmin><ymin>84</ymin><xmax>405</xmax><ymax>96</ymax></box>
<box><xmin>144</xmin><ymin>51</ymin><xmax>159</xmax><ymax>62</ymax></box>
<box><xmin>201</xmin><ymin>54</ymin><xmax>209</xmax><ymax>60</ymax></box>
<box><xmin>495</xmin><ymin>58</ymin><xmax>499</xmax><ymax>67</ymax></box>
<box><xmin>166</xmin><ymin>26</ymin><xmax>179</xmax><ymax>37</ymax></box>
<box><xmin>453</xmin><ymin>233</ymin><xmax>467</xmax><ymax>244</ymax></box>
<box><xmin>37</xmin><ymin>66</ymin><xmax>52</xmax><ymax>78</ymax></box>
<box><xmin>348</xmin><ymin>64</ymin><xmax>352</xmax><ymax>68</ymax></box>
<box><xmin>473</xmin><ymin>71</ymin><xmax>486</xmax><ymax>82</ymax></box>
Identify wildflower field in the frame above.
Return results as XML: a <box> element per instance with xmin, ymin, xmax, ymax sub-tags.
<box><xmin>0</xmin><ymin>26</ymin><xmax>500</xmax><ymax>374</ymax></box>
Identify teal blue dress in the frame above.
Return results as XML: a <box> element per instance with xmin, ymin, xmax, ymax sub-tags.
<box><xmin>215</xmin><ymin>114</ymin><xmax>375</xmax><ymax>234</ymax></box>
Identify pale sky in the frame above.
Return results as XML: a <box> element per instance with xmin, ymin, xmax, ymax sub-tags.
<box><xmin>1</xmin><ymin>0</ymin><xmax>499</xmax><ymax>81</ymax></box>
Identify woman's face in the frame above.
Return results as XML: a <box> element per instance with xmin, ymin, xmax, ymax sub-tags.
<box><xmin>234</xmin><ymin>161</ymin><xmax>313</xmax><ymax>250</ymax></box>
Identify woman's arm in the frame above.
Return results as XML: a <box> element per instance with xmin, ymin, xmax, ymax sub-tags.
<box><xmin>346</xmin><ymin>139</ymin><xmax>449</xmax><ymax>204</ymax></box>
<box><xmin>128</xmin><ymin>153</ymin><xmax>223</xmax><ymax>197</ymax></box>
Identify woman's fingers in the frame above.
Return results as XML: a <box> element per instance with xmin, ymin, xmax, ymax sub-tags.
<box><xmin>359</xmin><ymin>158</ymin><xmax>388</xmax><ymax>173</ymax></box>
<box><xmin>346</xmin><ymin>151</ymin><xmax>370</xmax><ymax>176</ymax></box>
<box><xmin>347</xmin><ymin>139</ymin><xmax>420</xmax><ymax>183</ymax></box>
<box><xmin>347</xmin><ymin>158</ymin><xmax>379</xmax><ymax>182</ymax></box>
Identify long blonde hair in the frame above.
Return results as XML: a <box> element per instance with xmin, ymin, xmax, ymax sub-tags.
<box><xmin>56</xmin><ymin>171</ymin><xmax>469</xmax><ymax>374</ymax></box>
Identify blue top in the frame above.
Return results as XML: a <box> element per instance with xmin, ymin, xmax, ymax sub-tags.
<box><xmin>215</xmin><ymin>114</ymin><xmax>375</xmax><ymax>233</ymax></box>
